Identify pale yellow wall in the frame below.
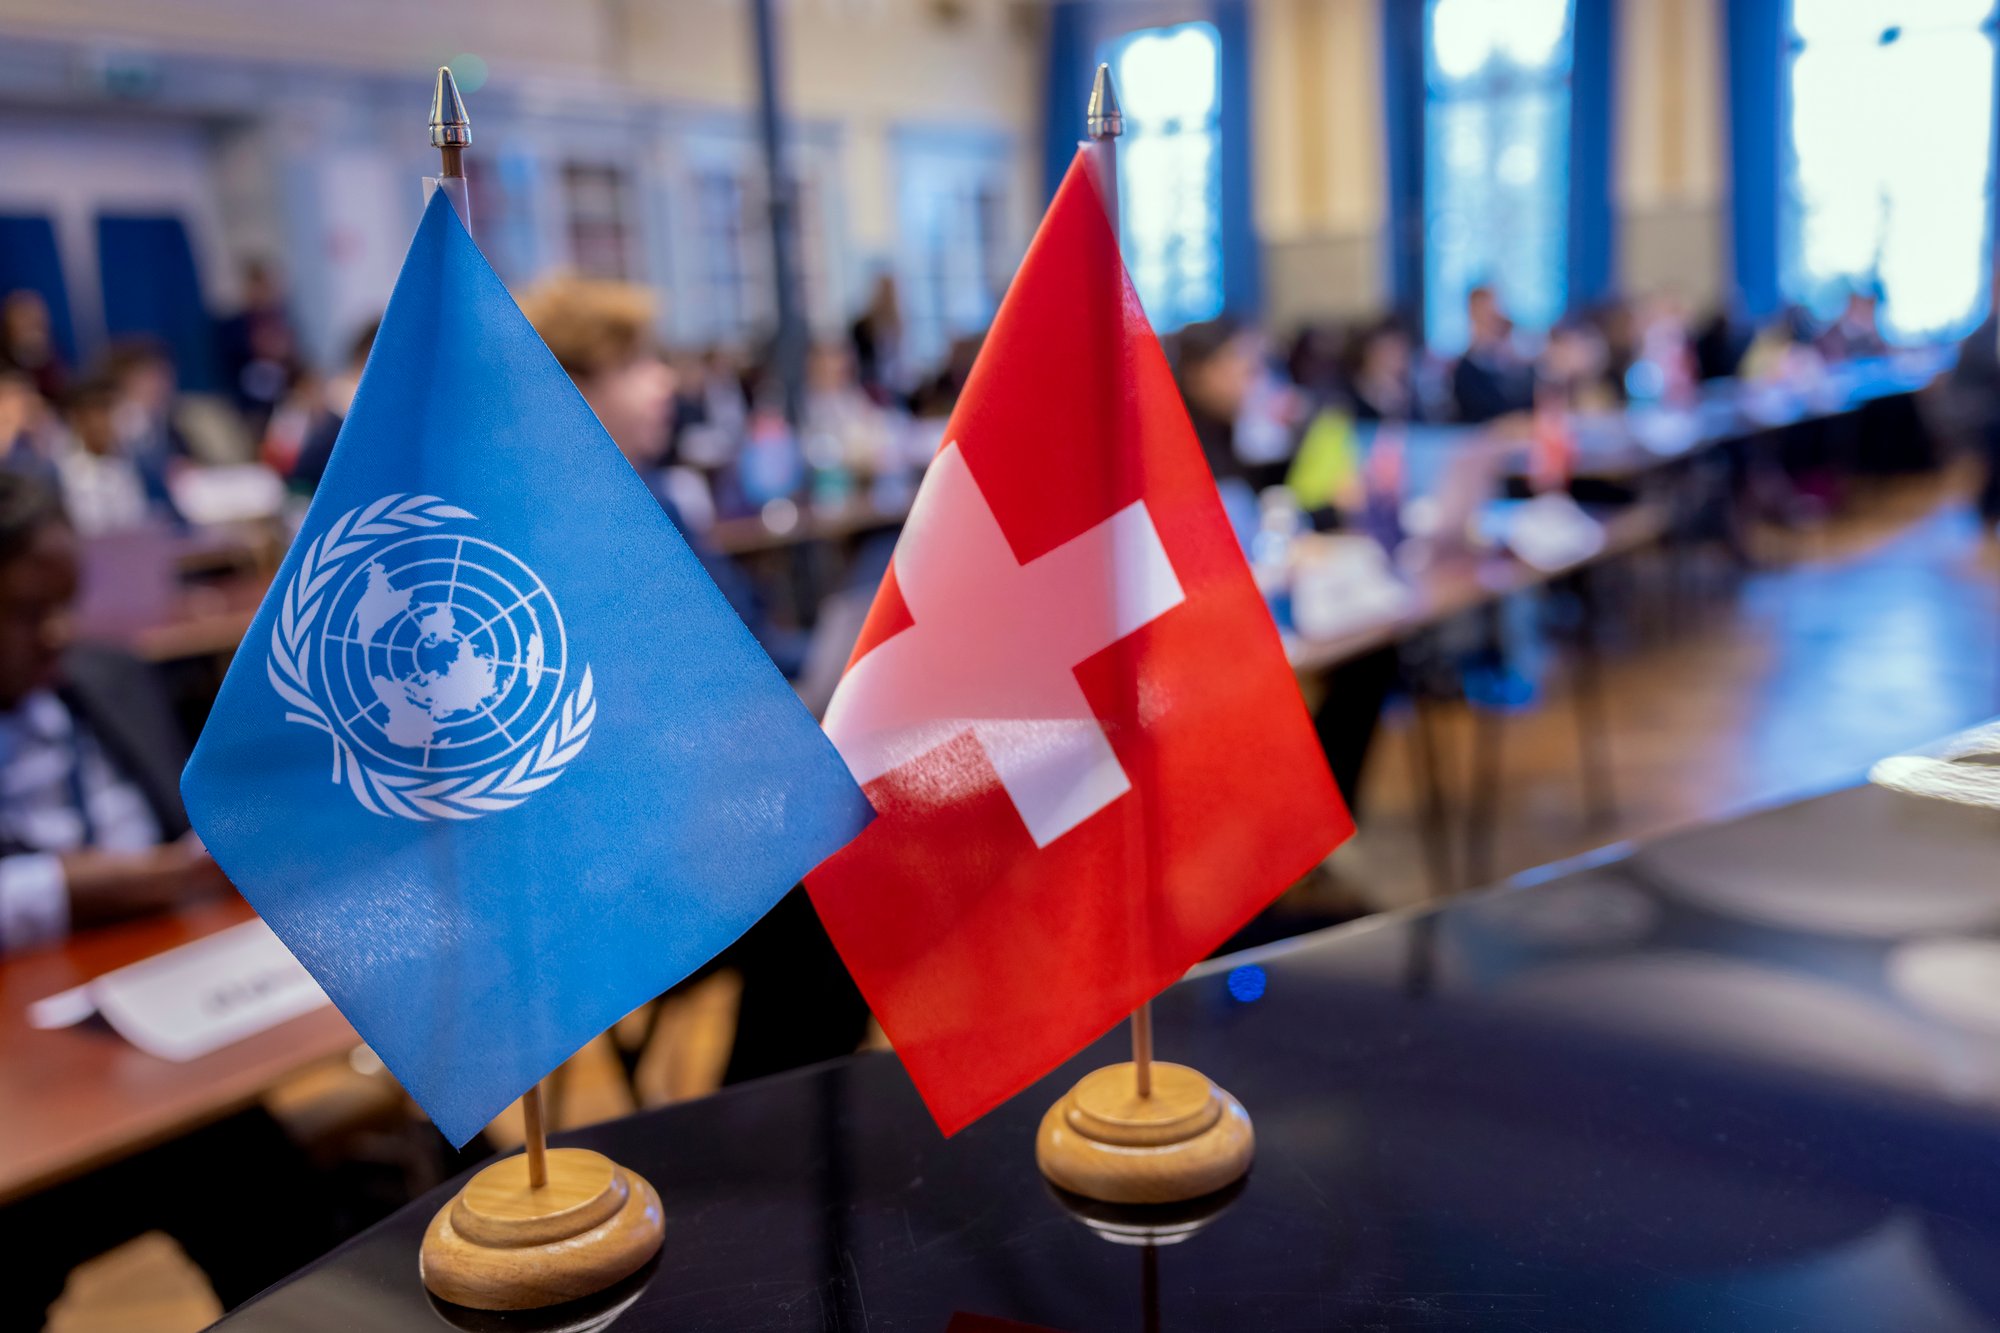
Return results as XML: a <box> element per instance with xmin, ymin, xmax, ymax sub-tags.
<box><xmin>614</xmin><ymin>0</ymin><xmax>1039</xmax><ymax>252</ymax></box>
<box><xmin>1253</xmin><ymin>0</ymin><xmax>1384</xmax><ymax>242</ymax></box>
<box><xmin>1252</xmin><ymin>0</ymin><xmax>1388</xmax><ymax>328</ymax></box>
<box><xmin>0</xmin><ymin>0</ymin><xmax>1737</xmax><ymax>327</ymax></box>
<box><xmin>1257</xmin><ymin>0</ymin><xmax>1732</xmax><ymax>327</ymax></box>
<box><xmin>1617</xmin><ymin>0</ymin><xmax>1724</xmax><ymax>212</ymax></box>
<box><xmin>0</xmin><ymin>0</ymin><xmax>613</xmax><ymax>74</ymax></box>
<box><xmin>1616</xmin><ymin>0</ymin><xmax>1727</xmax><ymax>308</ymax></box>
<box><xmin>0</xmin><ymin>0</ymin><xmax>1041</xmax><ymax>258</ymax></box>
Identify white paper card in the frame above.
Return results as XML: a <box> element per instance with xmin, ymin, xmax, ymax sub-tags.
<box><xmin>27</xmin><ymin>919</ymin><xmax>331</xmax><ymax>1061</ymax></box>
<box><xmin>1493</xmin><ymin>494</ymin><xmax>1606</xmax><ymax>573</ymax></box>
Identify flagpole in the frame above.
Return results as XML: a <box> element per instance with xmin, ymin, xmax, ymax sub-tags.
<box><xmin>413</xmin><ymin>67</ymin><xmax>665</xmax><ymax>1309</ymax></box>
<box><xmin>430</xmin><ymin>59</ymin><xmax>568</xmax><ymax>1192</ymax></box>
<box><xmin>1034</xmin><ymin>64</ymin><xmax>1254</xmax><ymax>1207</ymax></box>
<box><xmin>520</xmin><ymin>1082</ymin><xmax>549</xmax><ymax>1191</ymax></box>
<box><xmin>427</xmin><ymin>65</ymin><xmax>473</xmax><ymax>228</ymax></box>
<box><xmin>1084</xmin><ymin>63</ymin><xmax>1159</xmax><ymax>1104</ymax></box>
<box><xmin>429</xmin><ymin>63</ymin><xmax>550</xmax><ymax>1193</ymax></box>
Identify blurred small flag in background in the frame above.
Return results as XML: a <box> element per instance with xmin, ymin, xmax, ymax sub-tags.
<box><xmin>806</xmin><ymin>150</ymin><xmax>1351</xmax><ymax>1135</ymax></box>
<box><xmin>182</xmin><ymin>194</ymin><xmax>872</xmax><ymax>1145</ymax></box>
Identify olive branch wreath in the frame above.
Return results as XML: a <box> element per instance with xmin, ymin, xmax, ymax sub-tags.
<box><xmin>266</xmin><ymin>492</ymin><xmax>596</xmax><ymax>821</ymax></box>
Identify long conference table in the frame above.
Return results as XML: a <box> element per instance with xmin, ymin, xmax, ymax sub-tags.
<box><xmin>207</xmin><ymin>766</ymin><xmax>2000</xmax><ymax>1329</ymax></box>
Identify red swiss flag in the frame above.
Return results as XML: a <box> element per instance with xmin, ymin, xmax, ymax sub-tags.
<box><xmin>805</xmin><ymin>150</ymin><xmax>1351</xmax><ymax>1134</ymax></box>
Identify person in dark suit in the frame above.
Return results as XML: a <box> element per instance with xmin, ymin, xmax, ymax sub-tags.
<box><xmin>1452</xmin><ymin>284</ymin><xmax>1536</xmax><ymax>423</ymax></box>
<box><xmin>0</xmin><ymin>474</ymin><xmax>228</xmax><ymax>955</ymax></box>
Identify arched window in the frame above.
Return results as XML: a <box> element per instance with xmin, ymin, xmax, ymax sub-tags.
<box><xmin>1785</xmin><ymin>0</ymin><xmax>1996</xmax><ymax>342</ymax></box>
<box><xmin>1423</xmin><ymin>0</ymin><xmax>1575</xmax><ymax>353</ymax></box>
<box><xmin>1103</xmin><ymin>21</ymin><xmax>1225</xmax><ymax>331</ymax></box>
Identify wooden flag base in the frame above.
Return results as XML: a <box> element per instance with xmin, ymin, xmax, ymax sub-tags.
<box><xmin>420</xmin><ymin>1147</ymin><xmax>664</xmax><ymax>1311</ymax></box>
<box><xmin>1035</xmin><ymin>1061</ymin><xmax>1253</xmax><ymax>1204</ymax></box>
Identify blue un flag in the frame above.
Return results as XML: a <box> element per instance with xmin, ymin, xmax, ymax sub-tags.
<box><xmin>183</xmin><ymin>194</ymin><xmax>873</xmax><ymax>1146</ymax></box>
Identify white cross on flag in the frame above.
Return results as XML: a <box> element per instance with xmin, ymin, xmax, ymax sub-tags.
<box><xmin>805</xmin><ymin>151</ymin><xmax>1351</xmax><ymax>1134</ymax></box>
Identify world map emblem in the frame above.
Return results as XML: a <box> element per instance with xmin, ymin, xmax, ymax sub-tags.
<box><xmin>268</xmin><ymin>494</ymin><xmax>595</xmax><ymax>820</ymax></box>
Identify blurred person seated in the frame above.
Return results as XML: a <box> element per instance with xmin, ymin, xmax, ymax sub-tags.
<box><xmin>804</xmin><ymin>339</ymin><xmax>896</xmax><ymax>485</ymax></box>
<box><xmin>100</xmin><ymin>337</ymin><xmax>193</xmax><ymax>474</ymax></box>
<box><xmin>0</xmin><ymin>474</ymin><xmax>229</xmax><ymax>956</ymax></box>
<box><xmin>520</xmin><ymin>275</ymin><xmax>803</xmax><ymax>676</ymax></box>
<box><xmin>849</xmin><ymin>270</ymin><xmax>907</xmax><ymax>405</ymax></box>
<box><xmin>666</xmin><ymin>346</ymin><xmax>747</xmax><ymax>471</ymax></box>
<box><xmin>0</xmin><ymin>289</ymin><xmax>68</xmax><ymax>401</ymax></box>
<box><xmin>1343</xmin><ymin>316</ymin><xmax>1420</xmax><ymax>422</ymax></box>
<box><xmin>0</xmin><ymin>497</ymin><xmax>330</xmax><ymax>1322</ymax></box>
<box><xmin>1174</xmin><ymin>317</ymin><xmax>1265</xmax><ymax>485</ymax></box>
<box><xmin>0</xmin><ymin>370</ymin><xmax>59</xmax><ymax>487</ymax></box>
<box><xmin>1693</xmin><ymin>304</ymin><xmax>1753</xmax><ymax>381</ymax></box>
<box><xmin>1286</xmin><ymin>322</ymin><xmax>1348</xmax><ymax>403</ymax></box>
<box><xmin>285</xmin><ymin>319</ymin><xmax>380</xmax><ymax>491</ymax></box>
<box><xmin>1741</xmin><ymin>306</ymin><xmax>1828</xmax><ymax>384</ymax></box>
<box><xmin>55</xmin><ymin>377</ymin><xmax>181</xmax><ymax>536</ymax></box>
<box><xmin>215</xmin><ymin>257</ymin><xmax>301</xmax><ymax>435</ymax></box>
<box><xmin>1624</xmin><ymin>293</ymin><xmax>1700</xmax><ymax>404</ymax></box>
<box><xmin>1536</xmin><ymin>316</ymin><xmax>1619</xmax><ymax>413</ymax></box>
<box><xmin>1451</xmin><ymin>284</ymin><xmax>1536</xmax><ymax>423</ymax></box>
<box><xmin>910</xmin><ymin>332</ymin><xmax>985</xmax><ymax>419</ymax></box>
<box><xmin>1819</xmin><ymin>288</ymin><xmax>1890</xmax><ymax>362</ymax></box>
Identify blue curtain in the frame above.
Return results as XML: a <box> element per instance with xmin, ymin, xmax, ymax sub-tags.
<box><xmin>0</xmin><ymin>215</ymin><xmax>79</xmax><ymax>367</ymax></box>
<box><xmin>1380</xmin><ymin>0</ymin><xmax>1428</xmax><ymax>329</ymax></box>
<box><xmin>1568</xmin><ymin>0</ymin><xmax>1619</xmax><ymax>310</ymax></box>
<box><xmin>1214</xmin><ymin>0</ymin><xmax>1262</xmax><ymax>316</ymax></box>
<box><xmin>1040</xmin><ymin>0</ymin><xmax>1263</xmax><ymax>318</ymax></box>
<box><xmin>1725</xmin><ymin>0</ymin><xmax>1786</xmax><ymax>319</ymax></box>
<box><xmin>95</xmin><ymin>214</ymin><xmax>220</xmax><ymax>392</ymax></box>
<box><xmin>1043</xmin><ymin>2</ymin><xmax>1095</xmax><ymax>202</ymax></box>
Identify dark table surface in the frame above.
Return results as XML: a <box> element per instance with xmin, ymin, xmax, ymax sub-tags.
<box><xmin>217</xmin><ymin>775</ymin><xmax>2000</xmax><ymax>1331</ymax></box>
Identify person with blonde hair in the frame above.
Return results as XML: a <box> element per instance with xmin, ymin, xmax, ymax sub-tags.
<box><xmin>518</xmin><ymin>276</ymin><xmax>677</xmax><ymax>470</ymax></box>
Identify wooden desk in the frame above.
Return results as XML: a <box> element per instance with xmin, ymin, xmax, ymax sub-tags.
<box><xmin>0</xmin><ymin>900</ymin><xmax>358</xmax><ymax>1206</ymax></box>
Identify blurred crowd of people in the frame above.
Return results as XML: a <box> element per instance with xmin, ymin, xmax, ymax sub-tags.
<box><xmin>0</xmin><ymin>245</ymin><xmax>1914</xmax><ymax>567</ymax></box>
<box><xmin>1165</xmin><ymin>283</ymin><xmax>1902</xmax><ymax>494</ymax></box>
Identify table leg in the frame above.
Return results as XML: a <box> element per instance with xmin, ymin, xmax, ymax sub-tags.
<box><xmin>1570</xmin><ymin>569</ymin><xmax>1617</xmax><ymax>831</ymax></box>
<box><xmin>1462</xmin><ymin>700</ymin><xmax>1503</xmax><ymax>890</ymax></box>
<box><xmin>1403</xmin><ymin>684</ymin><xmax>1457</xmax><ymax>900</ymax></box>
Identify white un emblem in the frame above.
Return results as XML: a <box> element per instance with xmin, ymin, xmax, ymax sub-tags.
<box><xmin>268</xmin><ymin>494</ymin><xmax>595</xmax><ymax>821</ymax></box>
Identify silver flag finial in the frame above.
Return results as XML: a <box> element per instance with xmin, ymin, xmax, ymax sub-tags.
<box><xmin>430</xmin><ymin>65</ymin><xmax>471</xmax><ymax>150</ymax></box>
<box><xmin>1086</xmin><ymin>62</ymin><xmax>1123</xmax><ymax>140</ymax></box>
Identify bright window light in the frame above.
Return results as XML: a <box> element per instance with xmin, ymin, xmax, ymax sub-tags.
<box><xmin>1786</xmin><ymin>0</ymin><xmax>1997</xmax><ymax>343</ymax></box>
<box><xmin>1423</xmin><ymin>0</ymin><xmax>1575</xmax><ymax>353</ymax></box>
<box><xmin>1104</xmin><ymin>21</ymin><xmax>1225</xmax><ymax>332</ymax></box>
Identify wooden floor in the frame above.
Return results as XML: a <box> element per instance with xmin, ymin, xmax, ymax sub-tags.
<box><xmin>1306</xmin><ymin>472</ymin><xmax>2000</xmax><ymax>915</ymax></box>
<box><xmin>42</xmin><ymin>474</ymin><xmax>2000</xmax><ymax>1331</ymax></box>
